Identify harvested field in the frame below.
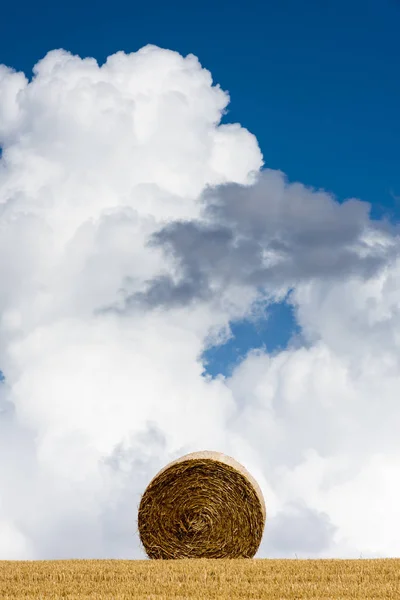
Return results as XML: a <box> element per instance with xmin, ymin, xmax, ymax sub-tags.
<box><xmin>0</xmin><ymin>558</ymin><xmax>400</xmax><ymax>599</ymax></box>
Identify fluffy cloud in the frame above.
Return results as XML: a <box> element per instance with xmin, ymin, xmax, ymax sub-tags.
<box><xmin>129</xmin><ymin>172</ymin><xmax>395</xmax><ymax>311</ymax></box>
<box><xmin>0</xmin><ymin>44</ymin><xmax>399</xmax><ymax>560</ymax></box>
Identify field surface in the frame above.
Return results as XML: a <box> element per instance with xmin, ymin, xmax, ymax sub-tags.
<box><xmin>0</xmin><ymin>558</ymin><xmax>399</xmax><ymax>599</ymax></box>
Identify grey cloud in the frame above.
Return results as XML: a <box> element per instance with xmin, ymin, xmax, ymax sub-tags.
<box><xmin>130</xmin><ymin>223</ymin><xmax>231</xmax><ymax>308</ymax></box>
<box><xmin>96</xmin><ymin>423</ymin><xmax>169</xmax><ymax>560</ymax></box>
<box><xmin>260</xmin><ymin>500</ymin><xmax>337</xmax><ymax>557</ymax></box>
<box><xmin>118</xmin><ymin>170</ymin><xmax>396</xmax><ymax>310</ymax></box>
<box><xmin>23</xmin><ymin>422</ymin><xmax>169</xmax><ymax>560</ymax></box>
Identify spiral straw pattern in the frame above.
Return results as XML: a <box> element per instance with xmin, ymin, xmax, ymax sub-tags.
<box><xmin>137</xmin><ymin>450</ymin><xmax>266</xmax><ymax>559</ymax></box>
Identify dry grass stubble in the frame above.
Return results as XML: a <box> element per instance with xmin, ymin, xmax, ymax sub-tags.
<box><xmin>1</xmin><ymin>558</ymin><xmax>400</xmax><ymax>599</ymax></box>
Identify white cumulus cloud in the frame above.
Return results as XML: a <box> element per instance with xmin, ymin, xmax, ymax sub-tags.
<box><xmin>0</xmin><ymin>44</ymin><xmax>399</xmax><ymax>560</ymax></box>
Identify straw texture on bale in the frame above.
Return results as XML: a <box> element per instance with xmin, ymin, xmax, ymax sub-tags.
<box><xmin>137</xmin><ymin>450</ymin><xmax>266</xmax><ymax>560</ymax></box>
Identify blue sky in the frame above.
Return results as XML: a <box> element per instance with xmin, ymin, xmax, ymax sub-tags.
<box><xmin>2</xmin><ymin>0</ymin><xmax>399</xmax><ymax>377</ymax></box>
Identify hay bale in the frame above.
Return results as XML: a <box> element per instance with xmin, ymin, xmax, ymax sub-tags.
<box><xmin>137</xmin><ymin>450</ymin><xmax>266</xmax><ymax>559</ymax></box>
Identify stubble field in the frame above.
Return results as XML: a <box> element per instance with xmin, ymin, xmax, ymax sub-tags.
<box><xmin>0</xmin><ymin>557</ymin><xmax>400</xmax><ymax>599</ymax></box>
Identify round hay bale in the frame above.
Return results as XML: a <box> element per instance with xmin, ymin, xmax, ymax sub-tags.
<box><xmin>137</xmin><ymin>450</ymin><xmax>266</xmax><ymax>559</ymax></box>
